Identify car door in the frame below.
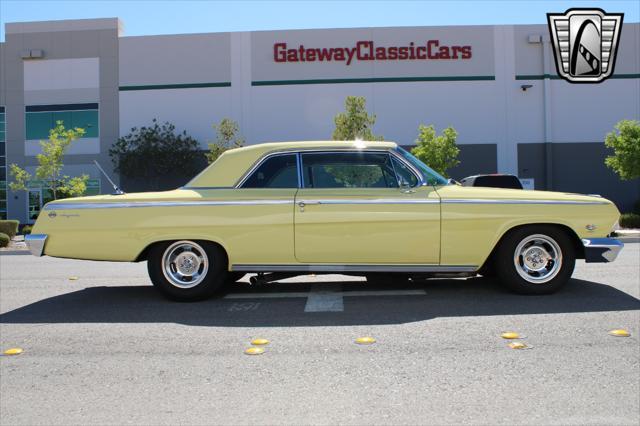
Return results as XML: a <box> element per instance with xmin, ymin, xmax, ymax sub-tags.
<box><xmin>223</xmin><ymin>152</ymin><xmax>299</xmax><ymax>265</ymax></box>
<box><xmin>294</xmin><ymin>150</ymin><xmax>440</xmax><ymax>264</ymax></box>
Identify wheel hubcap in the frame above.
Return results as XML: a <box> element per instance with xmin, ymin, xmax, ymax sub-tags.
<box><xmin>514</xmin><ymin>234</ymin><xmax>562</xmax><ymax>284</ymax></box>
<box><xmin>162</xmin><ymin>241</ymin><xmax>209</xmax><ymax>289</ymax></box>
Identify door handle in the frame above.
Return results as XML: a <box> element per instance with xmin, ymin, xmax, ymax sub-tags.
<box><xmin>298</xmin><ymin>200</ymin><xmax>320</xmax><ymax>212</ymax></box>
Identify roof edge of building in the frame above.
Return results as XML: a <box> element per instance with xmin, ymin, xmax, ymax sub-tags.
<box><xmin>5</xmin><ymin>17</ymin><xmax>123</xmax><ymax>36</ymax></box>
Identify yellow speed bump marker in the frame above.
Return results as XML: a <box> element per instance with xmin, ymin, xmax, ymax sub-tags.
<box><xmin>251</xmin><ymin>338</ymin><xmax>270</xmax><ymax>346</ymax></box>
<box><xmin>68</xmin><ymin>276</ymin><xmax>79</xmax><ymax>281</ymax></box>
<box><xmin>501</xmin><ymin>332</ymin><xmax>521</xmax><ymax>339</ymax></box>
<box><xmin>3</xmin><ymin>348</ymin><xmax>23</xmax><ymax>356</ymax></box>
<box><xmin>355</xmin><ymin>337</ymin><xmax>376</xmax><ymax>345</ymax></box>
<box><xmin>244</xmin><ymin>347</ymin><xmax>265</xmax><ymax>355</ymax></box>
<box><xmin>609</xmin><ymin>329</ymin><xmax>631</xmax><ymax>337</ymax></box>
<box><xmin>508</xmin><ymin>342</ymin><xmax>530</xmax><ymax>350</ymax></box>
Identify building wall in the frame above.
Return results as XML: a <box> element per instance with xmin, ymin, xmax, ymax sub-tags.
<box><xmin>118</xmin><ymin>33</ymin><xmax>233</xmax><ymax>144</ymax></box>
<box><xmin>1</xmin><ymin>18</ymin><xmax>639</xmax><ymax>222</ymax></box>
<box><xmin>1</xmin><ymin>18</ymin><xmax>120</xmax><ymax>223</ymax></box>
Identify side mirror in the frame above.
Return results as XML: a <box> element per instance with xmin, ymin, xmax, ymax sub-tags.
<box><xmin>399</xmin><ymin>182</ymin><xmax>415</xmax><ymax>193</ymax></box>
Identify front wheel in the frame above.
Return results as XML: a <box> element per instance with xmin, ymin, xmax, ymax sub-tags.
<box><xmin>147</xmin><ymin>240</ymin><xmax>228</xmax><ymax>301</ymax></box>
<box><xmin>495</xmin><ymin>226</ymin><xmax>575</xmax><ymax>294</ymax></box>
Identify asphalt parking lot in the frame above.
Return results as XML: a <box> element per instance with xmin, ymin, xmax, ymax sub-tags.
<box><xmin>1</xmin><ymin>245</ymin><xmax>639</xmax><ymax>426</ymax></box>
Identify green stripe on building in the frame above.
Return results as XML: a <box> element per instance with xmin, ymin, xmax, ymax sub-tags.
<box><xmin>515</xmin><ymin>73</ymin><xmax>640</xmax><ymax>80</ymax></box>
<box><xmin>252</xmin><ymin>75</ymin><xmax>496</xmax><ymax>86</ymax></box>
<box><xmin>119</xmin><ymin>82</ymin><xmax>231</xmax><ymax>91</ymax></box>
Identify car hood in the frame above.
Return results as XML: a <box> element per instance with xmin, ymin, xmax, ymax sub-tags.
<box><xmin>435</xmin><ymin>185</ymin><xmax>615</xmax><ymax>205</ymax></box>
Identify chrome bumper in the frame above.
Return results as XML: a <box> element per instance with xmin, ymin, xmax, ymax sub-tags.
<box><xmin>25</xmin><ymin>234</ymin><xmax>48</xmax><ymax>257</ymax></box>
<box><xmin>582</xmin><ymin>238</ymin><xmax>624</xmax><ymax>263</ymax></box>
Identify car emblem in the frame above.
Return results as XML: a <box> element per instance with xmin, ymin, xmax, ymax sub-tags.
<box><xmin>547</xmin><ymin>8</ymin><xmax>623</xmax><ymax>83</ymax></box>
<box><xmin>48</xmin><ymin>211</ymin><xmax>57</xmax><ymax>218</ymax></box>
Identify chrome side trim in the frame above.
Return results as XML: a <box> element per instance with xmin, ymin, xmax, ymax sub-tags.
<box><xmin>43</xmin><ymin>198</ymin><xmax>602</xmax><ymax>211</ymax></box>
<box><xmin>442</xmin><ymin>199</ymin><xmax>609</xmax><ymax>205</ymax></box>
<box><xmin>25</xmin><ymin>234</ymin><xmax>48</xmax><ymax>257</ymax></box>
<box><xmin>582</xmin><ymin>238</ymin><xmax>624</xmax><ymax>263</ymax></box>
<box><xmin>231</xmin><ymin>264</ymin><xmax>478</xmax><ymax>273</ymax></box>
<box><xmin>44</xmin><ymin>200</ymin><xmax>294</xmax><ymax>210</ymax></box>
<box><xmin>297</xmin><ymin>199</ymin><xmax>440</xmax><ymax>205</ymax></box>
<box><xmin>181</xmin><ymin>186</ymin><xmax>234</xmax><ymax>190</ymax></box>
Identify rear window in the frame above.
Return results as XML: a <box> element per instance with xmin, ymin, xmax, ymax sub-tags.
<box><xmin>241</xmin><ymin>154</ymin><xmax>298</xmax><ymax>188</ymax></box>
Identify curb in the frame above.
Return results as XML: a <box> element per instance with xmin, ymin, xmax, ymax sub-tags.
<box><xmin>0</xmin><ymin>250</ymin><xmax>31</xmax><ymax>256</ymax></box>
<box><xmin>618</xmin><ymin>237</ymin><xmax>640</xmax><ymax>244</ymax></box>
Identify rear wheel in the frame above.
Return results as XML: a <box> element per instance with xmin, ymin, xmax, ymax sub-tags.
<box><xmin>495</xmin><ymin>226</ymin><xmax>575</xmax><ymax>294</ymax></box>
<box><xmin>147</xmin><ymin>240</ymin><xmax>228</xmax><ymax>301</ymax></box>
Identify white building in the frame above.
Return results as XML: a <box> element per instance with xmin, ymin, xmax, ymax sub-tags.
<box><xmin>1</xmin><ymin>18</ymin><xmax>639</xmax><ymax>223</ymax></box>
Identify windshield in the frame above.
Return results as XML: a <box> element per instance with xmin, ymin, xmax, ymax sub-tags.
<box><xmin>395</xmin><ymin>147</ymin><xmax>449</xmax><ymax>186</ymax></box>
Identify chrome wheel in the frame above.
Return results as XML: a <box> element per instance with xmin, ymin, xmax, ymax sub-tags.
<box><xmin>513</xmin><ymin>234</ymin><xmax>563</xmax><ymax>284</ymax></box>
<box><xmin>161</xmin><ymin>241</ymin><xmax>209</xmax><ymax>289</ymax></box>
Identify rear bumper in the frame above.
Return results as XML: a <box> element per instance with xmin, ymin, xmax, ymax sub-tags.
<box><xmin>25</xmin><ymin>234</ymin><xmax>48</xmax><ymax>257</ymax></box>
<box><xmin>582</xmin><ymin>238</ymin><xmax>624</xmax><ymax>263</ymax></box>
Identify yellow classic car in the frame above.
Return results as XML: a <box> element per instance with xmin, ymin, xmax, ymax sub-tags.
<box><xmin>26</xmin><ymin>141</ymin><xmax>623</xmax><ymax>301</ymax></box>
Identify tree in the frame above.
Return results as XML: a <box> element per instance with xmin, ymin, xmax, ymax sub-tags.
<box><xmin>9</xmin><ymin>121</ymin><xmax>88</xmax><ymax>200</ymax></box>
<box><xmin>109</xmin><ymin>119</ymin><xmax>201</xmax><ymax>189</ymax></box>
<box><xmin>411</xmin><ymin>125</ymin><xmax>460</xmax><ymax>178</ymax></box>
<box><xmin>605</xmin><ymin>119</ymin><xmax>640</xmax><ymax>180</ymax></box>
<box><xmin>332</xmin><ymin>96</ymin><xmax>383</xmax><ymax>141</ymax></box>
<box><xmin>206</xmin><ymin>118</ymin><xmax>245</xmax><ymax>164</ymax></box>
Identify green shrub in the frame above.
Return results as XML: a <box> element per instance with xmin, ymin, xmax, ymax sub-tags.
<box><xmin>0</xmin><ymin>232</ymin><xmax>10</xmax><ymax>248</ymax></box>
<box><xmin>620</xmin><ymin>213</ymin><xmax>640</xmax><ymax>229</ymax></box>
<box><xmin>0</xmin><ymin>220</ymin><xmax>19</xmax><ymax>238</ymax></box>
<box><xmin>21</xmin><ymin>225</ymin><xmax>33</xmax><ymax>235</ymax></box>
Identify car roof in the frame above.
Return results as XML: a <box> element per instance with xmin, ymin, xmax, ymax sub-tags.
<box><xmin>227</xmin><ymin>140</ymin><xmax>398</xmax><ymax>154</ymax></box>
<box><xmin>187</xmin><ymin>140</ymin><xmax>399</xmax><ymax>188</ymax></box>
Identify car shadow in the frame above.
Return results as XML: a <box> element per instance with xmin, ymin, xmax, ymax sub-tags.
<box><xmin>1</xmin><ymin>277</ymin><xmax>639</xmax><ymax>327</ymax></box>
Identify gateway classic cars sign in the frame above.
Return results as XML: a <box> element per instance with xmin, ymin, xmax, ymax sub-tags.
<box><xmin>273</xmin><ymin>40</ymin><xmax>473</xmax><ymax>65</ymax></box>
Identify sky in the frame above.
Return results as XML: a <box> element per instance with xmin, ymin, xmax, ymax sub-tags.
<box><xmin>1</xmin><ymin>0</ymin><xmax>639</xmax><ymax>41</ymax></box>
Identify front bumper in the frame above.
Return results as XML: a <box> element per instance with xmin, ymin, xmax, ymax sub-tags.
<box><xmin>25</xmin><ymin>234</ymin><xmax>48</xmax><ymax>257</ymax></box>
<box><xmin>582</xmin><ymin>238</ymin><xmax>624</xmax><ymax>263</ymax></box>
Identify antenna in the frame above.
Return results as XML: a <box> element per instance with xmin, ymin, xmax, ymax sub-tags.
<box><xmin>93</xmin><ymin>160</ymin><xmax>125</xmax><ymax>195</ymax></box>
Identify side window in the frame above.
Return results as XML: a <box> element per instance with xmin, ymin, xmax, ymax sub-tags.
<box><xmin>241</xmin><ymin>154</ymin><xmax>298</xmax><ymax>188</ymax></box>
<box><xmin>391</xmin><ymin>156</ymin><xmax>419</xmax><ymax>187</ymax></box>
<box><xmin>301</xmin><ymin>152</ymin><xmax>398</xmax><ymax>189</ymax></box>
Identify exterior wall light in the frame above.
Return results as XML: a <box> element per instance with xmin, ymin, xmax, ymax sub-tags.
<box><xmin>20</xmin><ymin>49</ymin><xmax>44</xmax><ymax>59</ymax></box>
<box><xmin>520</xmin><ymin>84</ymin><xmax>533</xmax><ymax>91</ymax></box>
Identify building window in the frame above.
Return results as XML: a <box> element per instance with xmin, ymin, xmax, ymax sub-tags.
<box><xmin>26</xmin><ymin>178</ymin><xmax>100</xmax><ymax>222</ymax></box>
<box><xmin>0</xmin><ymin>106</ymin><xmax>6</xmax><ymax>220</ymax></box>
<box><xmin>25</xmin><ymin>103</ymin><xmax>99</xmax><ymax>140</ymax></box>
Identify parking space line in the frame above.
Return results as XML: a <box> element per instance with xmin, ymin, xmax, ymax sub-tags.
<box><xmin>304</xmin><ymin>284</ymin><xmax>344</xmax><ymax>312</ymax></box>
<box><xmin>224</xmin><ymin>288</ymin><xmax>427</xmax><ymax>301</ymax></box>
<box><xmin>224</xmin><ymin>292</ymin><xmax>310</xmax><ymax>299</ymax></box>
<box><xmin>342</xmin><ymin>289</ymin><xmax>426</xmax><ymax>297</ymax></box>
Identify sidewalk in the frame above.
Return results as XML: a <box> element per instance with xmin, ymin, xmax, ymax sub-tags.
<box><xmin>0</xmin><ymin>235</ymin><xmax>29</xmax><ymax>255</ymax></box>
<box><xmin>616</xmin><ymin>229</ymin><xmax>640</xmax><ymax>243</ymax></box>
